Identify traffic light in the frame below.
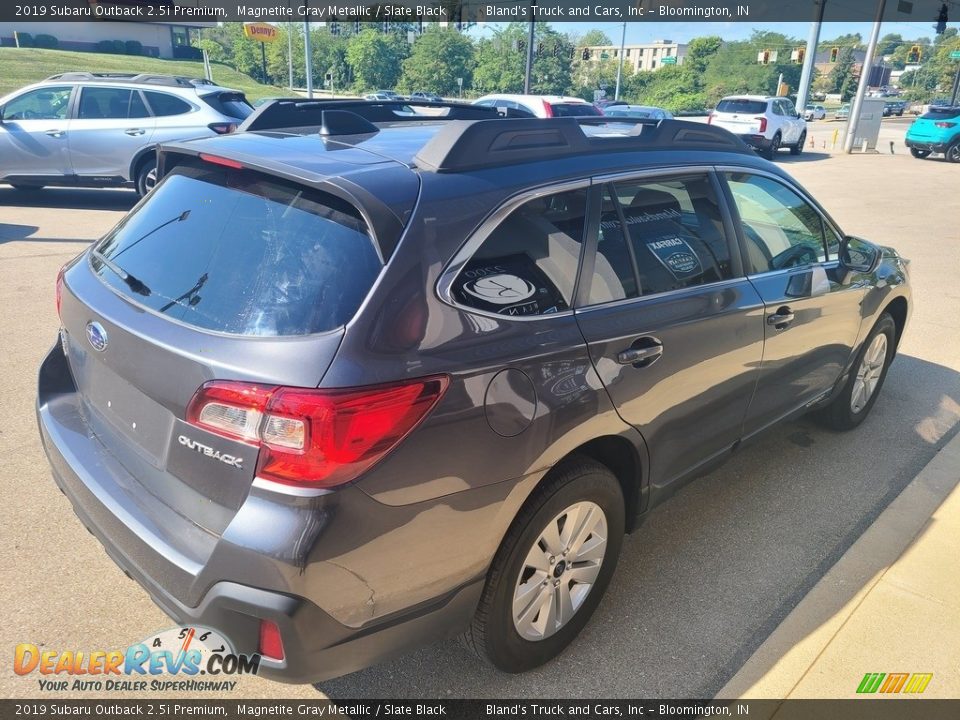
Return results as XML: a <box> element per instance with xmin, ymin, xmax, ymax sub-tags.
<box><xmin>517</xmin><ymin>39</ymin><xmax>526</xmax><ymax>54</ymax></box>
<box><xmin>761</xmin><ymin>49</ymin><xmax>771</xmax><ymax>65</ymax></box>
<box><xmin>582</xmin><ymin>48</ymin><xmax>590</xmax><ymax>61</ymax></box>
<box><xmin>792</xmin><ymin>47</ymin><xmax>805</xmax><ymax>64</ymax></box>
<box><xmin>907</xmin><ymin>45</ymin><xmax>922</xmax><ymax>63</ymax></box>
<box><xmin>329</xmin><ymin>21</ymin><xmax>340</xmax><ymax>36</ymax></box>
<box><xmin>829</xmin><ymin>47</ymin><xmax>840</xmax><ymax>62</ymax></box>
<box><xmin>537</xmin><ymin>41</ymin><xmax>544</xmax><ymax>57</ymax></box>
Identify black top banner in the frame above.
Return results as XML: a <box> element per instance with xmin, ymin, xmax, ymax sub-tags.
<box><xmin>0</xmin><ymin>0</ymin><xmax>954</xmax><ymax>24</ymax></box>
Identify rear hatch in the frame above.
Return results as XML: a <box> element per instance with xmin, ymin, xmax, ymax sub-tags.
<box><xmin>56</xmin><ymin>161</ymin><xmax>393</xmax><ymax>543</ymax></box>
<box><xmin>548</xmin><ymin>101</ymin><xmax>603</xmax><ymax>117</ymax></box>
<box><xmin>199</xmin><ymin>89</ymin><xmax>254</xmax><ymax>122</ymax></box>
<box><xmin>710</xmin><ymin>98</ymin><xmax>768</xmax><ymax>135</ymax></box>
<box><xmin>907</xmin><ymin>107</ymin><xmax>960</xmax><ymax>141</ymax></box>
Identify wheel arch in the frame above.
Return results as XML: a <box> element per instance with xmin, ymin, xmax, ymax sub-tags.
<box><xmin>884</xmin><ymin>295</ymin><xmax>909</xmax><ymax>353</ymax></box>
<box><xmin>128</xmin><ymin>145</ymin><xmax>158</xmax><ymax>182</ymax></box>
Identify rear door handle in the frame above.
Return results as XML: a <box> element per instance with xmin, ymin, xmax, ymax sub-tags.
<box><xmin>767</xmin><ymin>307</ymin><xmax>796</xmax><ymax>329</ymax></box>
<box><xmin>617</xmin><ymin>339</ymin><xmax>663</xmax><ymax>367</ymax></box>
<box><xmin>44</xmin><ymin>129</ymin><xmax>64</xmax><ymax>138</ymax></box>
<box><xmin>124</xmin><ymin>128</ymin><xmax>146</xmax><ymax>136</ymax></box>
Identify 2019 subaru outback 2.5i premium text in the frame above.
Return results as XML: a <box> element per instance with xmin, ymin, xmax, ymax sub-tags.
<box><xmin>38</xmin><ymin>99</ymin><xmax>911</xmax><ymax>683</ymax></box>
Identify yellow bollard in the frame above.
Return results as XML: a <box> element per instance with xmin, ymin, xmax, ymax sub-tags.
<box><xmin>832</xmin><ymin>128</ymin><xmax>839</xmax><ymax>151</ymax></box>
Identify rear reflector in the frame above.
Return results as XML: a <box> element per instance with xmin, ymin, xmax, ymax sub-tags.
<box><xmin>258</xmin><ymin>620</ymin><xmax>284</xmax><ymax>661</ymax></box>
<box><xmin>198</xmin><ymin>153</ymin><xmax>243</xmax><ymax>169</ymax></box>
<box><xmin>186</xmin><ymin>375</ymin><xmax>449</xmax><ymax>489</ymax></box>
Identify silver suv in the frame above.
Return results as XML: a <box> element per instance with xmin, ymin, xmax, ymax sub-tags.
<box><xmin>0</xmin><ymin>72</ymin><xmax>252</xmax><ymax>196</ymax></box>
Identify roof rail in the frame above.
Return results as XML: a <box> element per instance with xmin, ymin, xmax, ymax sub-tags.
<box><xmin>239</xmin><ymin>99</ymin><xmax>501</xmax><ymax>133</ymax></box>
<box><xmin>414</xmin><ymin>117</ymin><xmax>752</xmax><ymax>173</ymax></box>
<box><xmin>43</xmin><ymin>72</ymin><xmax>217</xmax><ymax>88</ymax></box>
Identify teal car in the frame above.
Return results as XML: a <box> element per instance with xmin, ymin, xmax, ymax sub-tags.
<box><xmin>904</xmin><ymin>105</ymin><xmax>960</xmax><ymax>162</ymax></box>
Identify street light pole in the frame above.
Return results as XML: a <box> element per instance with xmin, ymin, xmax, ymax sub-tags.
<box><xmin>614</xmin><ymin>21</ymin><xmax>626</xmax><ymax>101</ymax></box>
<box><xmin>523</xmin><ymin>0</ymin><xmax>536</xmax><ymax>94</ymax></box>
<box><xmin>303</xmin><ymin>16</ymin><xmax>313</xmax><ymax>98</ymax></box>
<box><xmin>287</xmin><ymin>20</ymin><xmax>294</xmax><ymax>89</ymax></box>
<box><xmin>844</xmin><ymin>0</ymin><xmax>885</xmax><ymax>153</ymax></box>
<box><xmin>796</xmin><ymin>0</ymin><xmax>826</xmax><ymax>111</ymax></box>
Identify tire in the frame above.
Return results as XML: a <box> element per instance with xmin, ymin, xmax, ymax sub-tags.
<box><xmin>763</xmin><ymin>133</ymin><xmax>781</xmax><ymax>160</ymax></box>
<box><xmin>790</xmin><ymin>131</ymin><xmax>806</xmax><ymax>156</ymax></box>
<box><xmin>135</xmin><ymin>156</ymin><xmax>157</xmax><ymax>197</ymax></box>
<box><xmin>462</xmin><ymin>457</ymin><xmax>625</xmax><ymax>673</ymax></box>
<box><xmin>815</xmin><ymin>313</ymin><xmax>896</xmax><ymax>432</ymax></box>
<box><xmin>946</xmin><ymin>142</ymin><xmax>960</xmax><ymax>164</ymax></box>
<box><xmin>910</xmin><ymin>148</ymin><xmax>931</xmax><ymax>159</ymax></box>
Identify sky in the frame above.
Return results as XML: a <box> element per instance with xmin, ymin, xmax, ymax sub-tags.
<box><xmin>467</xmin><ymin>21</ymin><xmax>958</xmax><ymax>44</ymax></box>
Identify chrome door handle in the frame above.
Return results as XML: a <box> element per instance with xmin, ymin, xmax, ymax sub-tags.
<box><xmin>767</xmin><ymin>308</ymin><xmax>796</xmax><ymax>329</ymax></box>
<box><xmin>44</xmin><ymin>129</ymin><xmax>64</xmax><ymax>138</ymax></box>
<box><xmin>617</xmin><ymin>341</ymin><xmax>663</xmax><ymax>367</ymax></box>
<box><xmin>124</xmin><ymin>128</ymin><xmax>146</xmax><ymax>136</ymax></box>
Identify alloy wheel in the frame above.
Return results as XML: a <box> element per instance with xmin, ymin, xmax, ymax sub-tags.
<box><xmin>850</xmin><ymin>333</ymin><xmax>887</xmax><ymax>414</ymax></box>
<box><xmin>512</xmin><ymin>501</ymin><xmax>608</xmax><ymax>641</ymax></box>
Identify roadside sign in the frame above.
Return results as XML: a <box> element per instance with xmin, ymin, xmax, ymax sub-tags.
<box><xmin>661</xmin><ymin>56</ymin><xmax>677</xmax><ymax>65</ymax></box>
<box><xmin>243</xmin><ymin>23</ymin><xmax>278</xmax><ymax>43</ymax></box>
<box><xmin>457</xmin><ymin>77</ymin><xmax>463</xmax><ymax>86</ymax></box>
<box><xmin>950</xmin><ymin>50</ymin><xmax>960</xmax><ymax>59</ymax></box>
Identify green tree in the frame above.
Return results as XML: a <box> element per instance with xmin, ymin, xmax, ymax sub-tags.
<box><xmin>878</xmin><ymin>33</ymin><xmax>903</xmax><ymax>56</ymax></box>
<box><xmin>195</xmin><ymin>38</ymin><xmax>226</xmax><ymax>64</ymax></box>
<box><xmin>578</xmin><ymin>29</ymin><xmax>612</xmax><ymax>47</ymax></box>
<box><xmin>397</xmin><ymin>28</ymin><xmax>474</xmax><ymax>96</ymax></box>
<box><xmin>267</xmin><ymin>23</ymin><xmax>303</xmax><ymax>88</ymax></box>
<box><xmin>830</xmin><ymin>46</ymin><xmax>858</xmax><ymax>100</ymax></box>
<box><xmin>345</xmin><ymin>29</ymin><xmax>410</xmax><ymax>91</ymax></box>
<box><xmin>684</xmin><ymin>36</ymin><xmax>723</xmax><ymax>76</ymax></box>
<box><xmin>473</xmin><ymin>23</ymin><xmax>571</xmax><ymax>96</ymax></box>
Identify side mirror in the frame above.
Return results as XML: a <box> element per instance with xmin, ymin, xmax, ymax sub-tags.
<box><xmin>839</xmin><ymin>236</ymin><xmax>881</xmax><ymax>274</ymax></box>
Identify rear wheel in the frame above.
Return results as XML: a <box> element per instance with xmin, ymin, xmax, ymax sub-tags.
<box><xmin>135</xmin><ymin>156</ymin><xmax>157</xmax><ymax>197</ymax></box>
<box><xmin>815</xmin><ymin>313</ymin><xmax>896</xmax><ymax>431</ymax></box>
<box><xmin>763</xmin><ymin>133</ymin><xmax>781</xmax><ymax>160</ymax></box>
<box><xmin>462</xmin><ymin>457</ymin><xmax>625</xmax><ymax>673</ymax></box>
<box><xmin>790</xmin><ymin>131</ymin><xmax>806</xmax><ymax>155</ymax></box>
<box><xmin>910</xmin><ymin>148</ymin><xmax>931</xmax><ymax>159</ymax></box>
<box><xmin>946</xmin><ymin>142</ymin><xmax>960</xmax><ymax>164</ymax></box>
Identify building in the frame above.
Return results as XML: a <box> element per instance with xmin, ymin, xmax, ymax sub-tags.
<box><xmin>0</xmin><ymin>1</ymin><xmax>214</xmax><ymax>58</ymax></box>
<box><xmin>582</xmin><ymin>40</ymin><xmax>687</xmax><ymax>72</ymax></box>
<box><xmin>813</xmin><ymin>48</ymin><xmax>867</xmax><ymax>78</ymax></box>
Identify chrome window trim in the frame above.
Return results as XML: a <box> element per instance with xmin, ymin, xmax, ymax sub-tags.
<box><xmin>435</xmin><ymin>178</ymin><xmax>592</xmax><ymax>323</ymax></box>
<box><xmin>575</xmin><ymin>276</ymin><xmax>753</xmax><ymax>316</ymax></box>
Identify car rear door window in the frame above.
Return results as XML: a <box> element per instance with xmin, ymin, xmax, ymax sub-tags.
<box><xmin>725</xmin><ymin>173</ymin><xmax>829</xmax><ymax>273</ymax></box>
<box><xmin>91</xmin><ymin>165</ymin><xmax>382</xmax><ymax>336</ymax></box>
<box><xmin>78</xmin><ymin>87</ymin><xmax>148</xmax><ymax>119</ymax></box>
<box><xmin>451</xmin><ymin>188</ymin><xmax>588</xmax><ymax>317</ymax></box>
<box><xmin>587</xmin><ymin>175</ymin><xmax>734</xmax><ymax>303</ymax></box>
<box><xmin>144</xmin><ymin>91</ymin><xmax>193</xmax><ymax>117</ymax></box>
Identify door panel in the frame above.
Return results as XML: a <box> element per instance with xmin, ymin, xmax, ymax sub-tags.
<box><xmin>0</xmin><ymin>85</ymin><xmax>74</xmax><ymax>178</ymax></box>
<box><xmin>722</xmin><ymin>171</ymin><xmax>864</xmax><ymax>436</ymax></box>
<box><xmin>576</xmin><ymin>174</ymin><xmax>765</xmax><ymax>491</ymax></box>
<box><xmin>68</xmin><ymin>87</ymin><xmax>156</xmax><ymax>179</ymax></box>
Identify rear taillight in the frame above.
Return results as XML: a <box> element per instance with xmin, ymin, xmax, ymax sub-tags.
<box><xmin>707</xmin><ymin>113</ymin><xmax>713</xmax><ymax>124</ymax></box>
<box><xmin>756</xmin><ymin>116</ymin><xmax>768</xmax><ymax>133</ymax></box>
<box><xmin>186</xmin><ymin>376</ymin><xmax>449</xmax><ymax>490</ymax></box>
<box><xmin>55</xmin><ymin>265</ymin><xmax>66</xmax><ymax>320</ymax></box>
<box><xmin>543</xmin><ymin>100</ymin><xmax>554</xmax><ymax>118</ymax></box>
<box><xmin>258</xmin><ymin>620</ymin><xmax>284</xmax><ymax>661</ymax></box>
<box><xmin>207</xmin><ymin>122</ymin><xmax>237</xmax><ymax>135</ymax></box>
<box><xmin>934</xmin><ymin>121</ymin><xmax>957</xmax><ymax>128</ymax></box>
<box><xmin>198</xmin><ymin>153</ymin><xmax>243</xmax><ymax>169</ymax></box>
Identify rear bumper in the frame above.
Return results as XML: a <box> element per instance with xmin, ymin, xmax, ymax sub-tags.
<box><xmin>36</xmin><ymin>341</ymin><xmax>486</xmax><ymax>683</ymax></box>
<box><xmin>904</xmin><ymin>137</ymin><xmax>953</xmax><ymax>153</ymax></box>
<box><xmin>738</xmin><ymin>134</ymin><xmax>773</xmax><ymax>151</ymax></box>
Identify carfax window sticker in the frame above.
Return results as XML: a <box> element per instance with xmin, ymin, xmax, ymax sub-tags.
<box><xmin>646</xmin><ymin>236</ymin><xmax>703</xmax><ymax>279</ymax></box>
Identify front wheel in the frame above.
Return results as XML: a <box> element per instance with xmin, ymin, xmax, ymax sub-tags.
<box><xmin>815</xmin><ymin>313</ymin><xmax>896</xmax><ymax>431</ymax></box>
<box><xmin>910</xmin><ymin>148</ymin><xmax>931</xmax><ymax>159</ymax></box>
<box><xmin>946</xmin><ymin>142</ymin><xmax>960</xmax><ymax>164</ymax></box>
<box><xmin>790</xmin><ymin>131</ymin><xmax>806</xmax><ymax>155</ymax></box>
<box><xmin>462</xmin><ymin>457</ymin><xmax>625</xmax><ymax>673</ymax></box>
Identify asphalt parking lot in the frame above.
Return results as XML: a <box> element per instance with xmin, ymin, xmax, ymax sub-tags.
<box><xmin>1</xmin><ymin>146</ymin><xmax>958</xmax><ymax>700</ymax></box>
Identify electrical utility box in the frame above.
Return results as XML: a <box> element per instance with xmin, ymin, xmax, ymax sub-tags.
<box><xmin>848</xmin><ymin>97</ymin><xmax>886</xmax><ymax>152</ymax></box>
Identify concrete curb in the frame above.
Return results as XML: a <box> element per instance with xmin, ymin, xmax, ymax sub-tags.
<box><xmin>716</xmin><ymin>429</ymin><xmax>960</xmax><ymax>703</ymax></box>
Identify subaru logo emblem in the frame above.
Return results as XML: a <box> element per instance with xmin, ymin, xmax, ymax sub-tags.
<box><xmin>86</xmin><ymin>322</ymin><xmax>108</xmax><ymax>352</ymax></box>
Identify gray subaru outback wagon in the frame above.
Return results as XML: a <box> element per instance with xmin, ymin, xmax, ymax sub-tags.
<box><xmin>38</xmin><ymin>100</ymin><xmax>911</xmax><ymax>682</ymax></box>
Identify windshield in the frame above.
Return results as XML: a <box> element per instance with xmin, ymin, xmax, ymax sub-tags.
<box><xmin>550</xmin><ymin>102</ymin><xmax>602</xmax><ymax>117</ymax></box>
<box><xmin>90</xmin><ymin>166</ymin><xmax>382</xmax><ymax>337</ymax></box>
<box><xmin>921</xmin><ymin>107</ymin><xmax>960</xmax><ymax>120</ymax></box>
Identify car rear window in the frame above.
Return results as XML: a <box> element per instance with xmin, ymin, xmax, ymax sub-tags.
<box><xmin>550</xmin><ymin>102</ymin><xmax>603</xmax><ymax>117</ymax></box>
<box><xmin>90</xmin><ymin>166</ymin><xmax>382</xmax><ymax>336</ymax></box>
<box><xmin>920</xmin><ymin>107</ymin><xmax>960</xmax><ymax>120</ymax></box>
<box><xmin>201</xmin><ymin>91</ymin><xmax>253</xmax><ymax>120</ymax></box>
<box><xmin>716</xmin><ymin>99</ymin><xmax>767</xmax><ymax>114</ymax></box>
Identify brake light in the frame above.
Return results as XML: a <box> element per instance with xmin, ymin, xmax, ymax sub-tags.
<box><xmin>258</xmin><ymin>620</ymin><xmax>284</xmax><ymax>661</ymax></box>
<box><xmin>207</xmin><ymin>122</ymin><xmax>237</xmax><ymax>135</ymax></box>
<box><xmin>198</xmin><ymin>153</ymin><xmax>243</xmax><ymax>169</ymax></box>
<box><xmin>755</xmin><ymin>116</ymin><xmax>768</xmax><ymax>133</ymax></box>
<box><xmin>186</xmin><ymin>376</ymin><xmax>449</xmax><ymax>489</ymax></box>
<box><xmin>543</xmin><ymin>100</ymin><xmax>554</xmax><ymax>118</ymax></box>
<box><xmin>934</xmin><ymin>121</ymin><xmax>957</xmax><ymax>128</ymax></box>
<box><xmin>56</xmin><ymin>264</ymin><xmax>66</xmax><ymax>320</ymax></box>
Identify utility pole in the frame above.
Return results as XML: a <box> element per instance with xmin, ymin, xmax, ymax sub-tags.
<box><xmin>287</xmin><ymin>21</ymin><xmax>294</xmax><ymax>89</ymax></box>
<box><xmin>614</xmin><ymin>21</ymin><xmax>627</xmax><ymax>101</ymax></box>
<box><xmin>303</xmin><ymin>14</ymin><xmax>313</xmax><ymax>98</ymax></box>
<box><xmin>523</xmin><ymin>0</ymin><xmax>536</xmax><ymax>94</ymax></box>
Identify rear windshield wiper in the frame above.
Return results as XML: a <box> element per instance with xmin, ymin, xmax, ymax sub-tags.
<box><xmin>90</xmin><ymin>249</ymin><xmax>152</xmax><ymax>297</ymax></box>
